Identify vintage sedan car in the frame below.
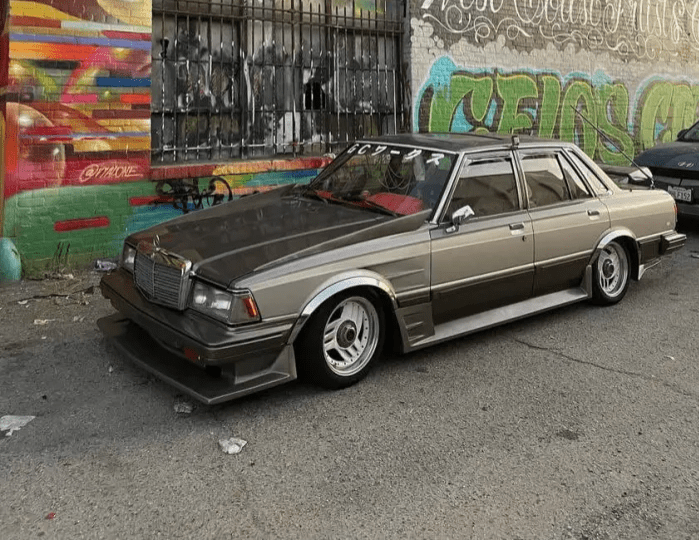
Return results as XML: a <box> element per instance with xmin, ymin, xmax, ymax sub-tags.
<box><xmin>99</xmin><ymin>133</ymin><xmax>686</xmax><ymax>404</ymax></box>
<box><xmin>635</xmin><ymin>119</ymin><xmax>699</xmax><ymax>216</ymax></box>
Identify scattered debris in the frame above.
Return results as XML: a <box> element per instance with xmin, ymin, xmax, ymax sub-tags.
<box><xmin>219</xmin><ymin>437</ymin><xmax>247</xmax><ymax>455</ymax></box>
<box><xmin>33</xmin><ymin>319</ymin><xmax>55</xmax><ymax>325</ymax></box>
<box><xmin>108</xmin><ymin>365</ymin><xmax>114</xmax><ymax>374</ymax></box>
<box><xmin>45</xmin><ymin>513</ymin><xmax>56</xmax><ymax>520</ymax></box>
<box><xmin>72</xmin><ymin>315</ymin><xmax>85</xmax><ymax>323</ymax></box>
<box><xmin>691</xmin><ymin>252</ymin><xmax>699</xmax><ymax>259</ymax></box>
<box><xmin>664</xmin><ymin>355</ymin><xmax>676</xmax><ymax>361</ymax></box>
<box><xmin>94</xmin><ymin>259</ymin><xmax>118</xmax><ymax>272</ymax></box>
<box><xmin>1</xmin><ymin>415</ymin><xmax>36</xmax><ymax>436</ymax></box>
<box><xmin>17</xmin><ymin>300</ymin><xmax>28</xmax><ymax>305</ymax></box>
<box><xmin>173</xmin><ymin>397</ymin><xmax>193</xmax><ymax>414</ymax></box>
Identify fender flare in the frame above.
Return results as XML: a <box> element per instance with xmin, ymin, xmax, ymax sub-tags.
<box><xmin>287</xmin><ymin>271</ymin><xmax>398</xmax><ymax>344</ymax></box>
<box><xmin>590</xmin><ymin>228</ymin><xmax>640</xmax><ymax>278</ymax></box>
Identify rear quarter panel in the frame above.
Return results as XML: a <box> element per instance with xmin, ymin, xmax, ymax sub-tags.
<box><xmin>602</xmin><ymin>189</ymin><xmax>677</xmax><ymax>240</ymax></box>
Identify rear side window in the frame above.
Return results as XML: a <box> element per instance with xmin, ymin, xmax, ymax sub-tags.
<box><xmin>521</xmin><ymin>153</ymin><xmax>570</xmax><ymax>208</ymax></box>
<box><xmin>446</xmin><ymin>155</ymin><xmax>519</xmax><ymax>218</ymax></box>
<box><xmin>559</xmin><ymin>156</ymin><xmax>592</xmax><ymax>199</ymax></box>
<box><xmin>566</xmin><ymin>152</ymin><xmax>610</xmax><ymax>194</ymax></box>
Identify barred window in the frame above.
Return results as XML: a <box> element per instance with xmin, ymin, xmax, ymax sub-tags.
<box><xmin>152</xmin><ymin>0</ymin><xmax>406</xmax><ymax>163</ymax></box>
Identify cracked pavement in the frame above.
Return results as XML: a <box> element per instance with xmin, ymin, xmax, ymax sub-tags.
<box><xmin>1</xmin><ymin>223</ymin><xmax>699</xmax><ymax>539</ymax></box>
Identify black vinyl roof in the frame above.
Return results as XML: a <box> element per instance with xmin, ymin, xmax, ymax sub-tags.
<box><xmin>357</xmin><ymin>132</ymin><xmax>565</xmax><ymax>153</ymax></box>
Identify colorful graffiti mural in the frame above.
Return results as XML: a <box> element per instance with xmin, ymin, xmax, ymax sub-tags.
<box><xmin>415</xmin><ymin>57</ymin><xmax>699</xmax><ymax>164</ymax></box>
<box><xmin>5</xmin><ymin>0</ymin><xmax>152</xmax><ymax>199</ymax></box>
<box><xmin>0</xmin><ymin>0</ymin><xmax>332</xmax><ymax>273</ymax></box>
<box><xmin>0</xmin><ymin>0</ymin><xmax>152</xmax><ymax>271</ymax></box>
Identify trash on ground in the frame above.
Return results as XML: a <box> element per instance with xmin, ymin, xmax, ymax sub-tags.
<box><xmin>691</xmin><ymin>252</ymin><xmax>699</xmax><ymax>259</ymax></box>
<box><xmin>174</xmin><ymin>397</ymin><xmax>193</xmax><ymax>414</ymax></box>
<box><xmin>17</xmin><ymin>300</ymin><xmax>28</xmax><ymax>305</ymax></box>
<box><xmin>33</xmin><ymin>319</ymin><xmax>55</xmax><ymax>325</ymax></box>
<box><xmin>45</xmin><ymin>513</ymin><xmax>56</xmax><ymax>520</ymax></box>
<box><xmin>1</xmin><ymin>415</ymin><xmax>36</xmax><ymax>436</ymax></box>
<box><xmin>219</xmin><ymin>437</ymin><xmax>247</xmax><ymax>454</ymax></box>
<box><xmin>108</xmin><ymin>365</ymin><xmax>114</xmax><ymax>374</ymax></box>
<box><xmin>72</xmin><ymin>315</ymin><xmax>85</xmax><ymax>323</ymax></box>
<box><xmin>94</xmin><ymin>259</ymin><xmax>118</xmax><ymax>272</ymax></box>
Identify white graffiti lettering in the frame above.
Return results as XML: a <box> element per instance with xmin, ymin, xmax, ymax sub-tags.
<box><xmin>422</xmin><ymin>0</ymin><xmax>699</xmax><ymax>59</ymax></box>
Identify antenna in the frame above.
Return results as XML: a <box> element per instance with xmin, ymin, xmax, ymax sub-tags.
<box><xmin>569</xmin><ymin>105</ymin><xmax>654</xmax><ymax>188</ymax></box>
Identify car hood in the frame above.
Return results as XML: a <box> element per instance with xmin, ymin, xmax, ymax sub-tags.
<box><xmin>127</xmin><ymin>186</ymin><xmax>426</xmax><ymax>286</ymax></box>
<box><xmin>636</xmin><ymin>141</ymin><xmax>699</xmax><ymax>171</ymax></box>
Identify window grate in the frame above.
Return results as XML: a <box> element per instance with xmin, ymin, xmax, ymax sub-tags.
<box><xmin>152</xmin><ymin>0</ymin><xmax>407</xmax><ymax>163</ymax></box>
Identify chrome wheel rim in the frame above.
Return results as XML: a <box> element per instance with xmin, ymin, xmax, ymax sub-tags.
<box><xmin>597</xmin><ymin>243</ymin><xmax>628</xmax><ymax>298</ymax></box>
<box><xmin>322</xmin><ymin>296</ymin><xmax>379</xmax><ymax>376</ymax></box>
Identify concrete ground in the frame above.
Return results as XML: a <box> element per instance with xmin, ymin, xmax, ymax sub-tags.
<box><xmin>1</xmin><ymin>223</ymin><xmax>699</xmax><ymax>539</ymax></box>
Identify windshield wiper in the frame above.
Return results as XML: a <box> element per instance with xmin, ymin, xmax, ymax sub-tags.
<box><xmin>296</xmin><ymin>188</ymin><xmax>329</xmax><ymax>204</ymax></box>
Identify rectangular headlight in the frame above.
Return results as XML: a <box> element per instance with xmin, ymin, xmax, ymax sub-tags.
<box><xmin>120</xmin><ymin>244</ymin><xmax>136</xmax><ymax>273</ymax></box>
<box><xmin>189</xmin><ymin>281</ymin><xmax>260</xmax><ymax>325</ymax></box>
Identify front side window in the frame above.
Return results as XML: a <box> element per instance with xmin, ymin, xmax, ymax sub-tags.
<box><xmin>446</xmin><ymin>155</ymin><xmax>519</xmax><ymax>218</ymax></box>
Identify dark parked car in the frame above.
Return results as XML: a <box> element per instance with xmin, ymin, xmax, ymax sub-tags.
<box><xmin>99</xmin><ymin>133</ymin><xmax>685</xmax><ymax>404</ymax></box>
<box><xmin>635</xmin><ymin>120</ymin><xmax>699</xmax><ymax>216</ymax></box>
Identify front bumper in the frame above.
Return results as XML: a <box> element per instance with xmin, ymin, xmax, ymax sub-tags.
<box><xmin>99</xmin><ymin>269</ymin><xmax>298</xmax><ymax>404</ymax></box>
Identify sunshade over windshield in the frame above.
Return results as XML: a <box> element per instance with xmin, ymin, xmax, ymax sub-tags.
<box><xmin>300</xmin><ymin>143</ymin><xmax>457</xmax><ymax>217</ymax></box>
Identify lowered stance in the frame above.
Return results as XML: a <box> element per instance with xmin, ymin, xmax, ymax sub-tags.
<box><xmin>99</xmin><ymin>133</ymin><xmax>686</xmax><ymax>404</ymax></box>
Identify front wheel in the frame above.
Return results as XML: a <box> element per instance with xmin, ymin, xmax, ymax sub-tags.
<box><xmin>591</xmin><ymin>241</ymin><xmax>630</xmax><ymax>305</ymax></box>
<box><xmin>295</xmin><ymin>293</ymin><xmax>384</xmax><ymax>389</ymax></box>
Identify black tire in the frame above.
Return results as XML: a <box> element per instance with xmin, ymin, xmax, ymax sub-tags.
<box><xmin>591</xmin><ymin>241</ymin><xmax>630</xmax><ymax>305</ymax></box>
<box><xmin>295</xmin><ymin>292</ymin><xmax>385</xmax><ymax>389</ymax></box>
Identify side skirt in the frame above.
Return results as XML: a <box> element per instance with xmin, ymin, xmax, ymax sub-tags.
<box><xmin>400</xmin><ymin>266</ymin><xmax>592</xmax><ymax>352</ymax></box>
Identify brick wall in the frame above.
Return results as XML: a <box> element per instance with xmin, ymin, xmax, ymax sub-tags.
<box><xmin>410</xmin><ymin>0</ymin><xmax>699</xmax><ymax>162</ymax></box>
<box><xmin>0</xmin><ymin>0</ymin><xmax>329</xmax><ymax>275</ymax></box>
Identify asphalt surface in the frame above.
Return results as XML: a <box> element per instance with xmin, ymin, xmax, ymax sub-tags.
<box><xmin>2</xmin><ymin>223</ymin><xmax>699</xmax><ymax>539</ymax></box>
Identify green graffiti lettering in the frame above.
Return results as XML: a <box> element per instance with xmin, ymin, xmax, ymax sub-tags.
<box><xmin>428</xmin><ymin>74</ymin><xmax>493</xmax><ymax>132</ymax></box>
<box><xmin>595</xmin><ymin>84</ymin><xmax>634</xmax><ymax>165</ymax></box>
<box><xmin>415</xmin><ymin>58</ymin><xmax>699</xmax><ymax>162</ymax></box>
<box><xmin>640</xmin><ymin>82</ymin><xmax>673</xmax><ymax>148</ymax></box>
<box><xmin>561</xmin><ymin>81</ymin><xmax>597</xmax><ymax>156</ymax></box>
<box><xmin>496</xmin><ymin>74</ymin><xmax>537</xmax><ymax>134</ymax></box>
<box><xmin>539</xmin><ymin>75</ymin><xmax>561</xmax><ymax>139</ymax></box>
<box><xmin>669</xmin><ymin>85</ymin><xmax>695</xmax><ymax>136</ymax></box>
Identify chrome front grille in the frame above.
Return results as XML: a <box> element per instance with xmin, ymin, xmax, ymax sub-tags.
<box><xmin>133</xmin><ymin>244</ymin><xmax>192</xmax><ymax>310</ymax></box>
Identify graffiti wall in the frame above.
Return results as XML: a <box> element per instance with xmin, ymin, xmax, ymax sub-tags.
<box><xmin>411</xmin><ymin>0</ymin><xmax>699</xmax><ymax>162</ymax></box>
<box><xmin>1</xmin><ymin>0</ymin><xmax>151</xmax><ymax>271</ymax></box>
<box><xmin>0</xmin><ymin>0</ymin><xmax>330</xmax><ymax>274</ymax></box>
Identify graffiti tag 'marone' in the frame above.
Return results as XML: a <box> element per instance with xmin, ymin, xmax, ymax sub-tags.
<box><xmin>78</xmin><ymin>162</ymin><xmax>142</xmax><ymax>183</ymax></box>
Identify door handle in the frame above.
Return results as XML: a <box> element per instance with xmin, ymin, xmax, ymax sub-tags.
<box><xmin>587</xmin><ymin>209</ymin><xmax>600</xmax><ymax>216</ymax></box>
<box><xmin>509</xmin><ymin>223</ymin><xmax>525</xmax><ymax>231</ymax></box>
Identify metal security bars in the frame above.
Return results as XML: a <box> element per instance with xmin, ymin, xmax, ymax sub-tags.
<box><xmin>152</xmin><ymin>0</ymin><xmax>406</xmax><ymax>163</ymax></box>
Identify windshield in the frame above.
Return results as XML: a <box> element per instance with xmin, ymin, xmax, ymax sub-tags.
<box><xmin>680</xmin><ymin>121</ymin><xmax>699</xmax><ymax>141</ymax></box>
<box><xmin>299</xmin><ymin>143</ymin><xmax>457</xmax><ymax>217</ymax></box>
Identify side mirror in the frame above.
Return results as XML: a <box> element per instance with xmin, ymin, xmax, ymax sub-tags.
<box><xmin>677</xmin><ymin>129</ymin><xmax>688</xmax><ymax>140</ymax></box>
<box><xmin>451</xmin><ymin>205</ymin><xmax>475</xmax><ymax>226</ymax></box>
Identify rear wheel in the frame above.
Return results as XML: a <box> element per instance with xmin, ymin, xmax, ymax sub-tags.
<box><xmin>592</xmin><ymin>241</ymin><xmax>630</xmax><ymax>305</ymax></box>
<box><xmin>296</xmin><ymin>292</ymin><xmax>384</xmax><ymax>389</ymax></box>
